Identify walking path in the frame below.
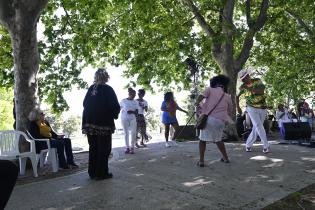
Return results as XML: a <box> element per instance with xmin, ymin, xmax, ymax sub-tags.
<box><xmin>6</xmin><ymin>139</ymin><xmax>315</xmax><ymax>210</ymax></box>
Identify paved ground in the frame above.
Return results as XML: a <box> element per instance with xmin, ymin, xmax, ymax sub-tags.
<box><xmin>6</xmin><ymin>139</ymin><xmax>315</xmax><ymax>210</ymax></box>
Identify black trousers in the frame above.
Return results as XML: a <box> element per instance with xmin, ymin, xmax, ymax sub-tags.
<box><xmin>0</xmin><ymin>160</ymin><xmax>18</xmax><ymax>209</ymax></box>
<box><xmin>36</xmin><ymin>138</ymin><xmax>75</xmax><ymax>168</ymax></box>
<box><xmin>87</xmin><ymin>135</ymin><xmax>112</xmax><ymax>178</ymax></box>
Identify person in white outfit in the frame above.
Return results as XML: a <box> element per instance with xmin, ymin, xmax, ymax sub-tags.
<box><xmin>236</xmin><ymin>69</ymin><xmax>270</xmax><ymax>154</ymax></box>
<box><xmin>120</xmin><ymin>88</ymin><xmax>139</xmax><ymax>154</ymax></box>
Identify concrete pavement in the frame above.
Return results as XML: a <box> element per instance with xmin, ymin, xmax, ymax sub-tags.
<box><xmin>6</xmin><ymin>140</ymin><xmax>315</xmax><ymax>210</ymax></box>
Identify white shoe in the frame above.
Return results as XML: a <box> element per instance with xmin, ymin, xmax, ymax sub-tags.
<box><xmin>171</xmin><ymin>141</ymin><xmax>178</xmax><ymax>146</ymax></box>
<box><xmin>263</xmin><ymin>147</ymin><xmax>270</xmax><ymax>154</ymax></box>
<box><xmin>165</xmin><ymin>142</ymin><xmax>171</xmax><ymax>148</ymax></box>
<box><xmin>246</xmin><ymin>147</ymin><xmax>252</xmax><ymax>152</ymax></box>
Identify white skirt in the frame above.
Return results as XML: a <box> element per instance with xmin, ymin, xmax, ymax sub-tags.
<box><xmin>199</xmin><ymin>116</ymin><xmax>225</xmax><ymax>142</ymax></box>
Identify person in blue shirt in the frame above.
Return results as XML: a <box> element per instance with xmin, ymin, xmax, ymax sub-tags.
<box><xmin>161</xmin><ymin>92</ymin><xmax>188</xmax><ymax>147</ymax></box>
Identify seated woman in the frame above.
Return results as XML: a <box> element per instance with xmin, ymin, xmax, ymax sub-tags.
<box><xmin>28</xmin><ymin>109</ymin><xmax>78</xmax><ymax>169</ymax></box>
<box><xmin>276</xmin><ymin>104</ymin><xmax>292</xmax><ymax>138</ymax></box>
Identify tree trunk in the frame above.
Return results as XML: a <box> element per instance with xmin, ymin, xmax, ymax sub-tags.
<box><xmin>213</xmin><ymin>51</ymin><xmax>238</xmax><ymax>118</ymax></box>
<box><xmin>11</xmin><ymin>23</ymin><xmax>39</xmax><ymax>132</ymax></box>
<box><xmin>0</xmin><ymin>0</ymin><xmax>48</xmax><ymax>132</ymax></box>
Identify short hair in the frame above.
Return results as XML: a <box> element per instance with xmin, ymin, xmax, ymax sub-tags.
<box><xmin>278</xmin><ymin>104</ymin><xmax>284</xmax><ymax>109</ymax></box>
<box><xmin>210</xmin><ymin>75</ymin><xmax>230</xmax><ymax>92</ymax></box>
<box><xmin>164</xmin><ymin>92</ymin><xmax>173</xmax><ymax>102</ymax></box>
<box><xmin>28</xmin><ymin>109</ymin><xmax>41</xmax><ymax>121</ymax></box>
<box><xmin>94</xmin><ymin>68</ymin><xmax>109</xmax><ymax>85</ymax></box>
<box><xmin>138</xmin><ymin>89</ymin><xmax>145</xmax><ymax>95</ymax></box>
<box><xmin>128</xmin><ymin>87</ymin><xmax>136</xmax><ymax>94</ymax></box>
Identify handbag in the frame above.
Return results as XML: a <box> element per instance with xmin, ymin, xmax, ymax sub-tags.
<box><xmin>195</xmin><ymin>92</ymin><xmax>225</xmax><ymax>130</ymax></box>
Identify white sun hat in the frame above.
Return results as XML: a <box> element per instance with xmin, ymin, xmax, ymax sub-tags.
<box><xmin>238</xmin><ymin>69</ymin><xmax>249</xmax><ymax>80</ymax></box>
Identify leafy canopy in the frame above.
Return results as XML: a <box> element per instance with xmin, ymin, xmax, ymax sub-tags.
<box><xmin>0</xmin><ymin>0</ymin><xmax>314</xmax><ymax>113</ymax></box>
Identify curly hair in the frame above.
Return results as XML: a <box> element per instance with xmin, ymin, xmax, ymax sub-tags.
<box><xmin>94</xmin><ymin>68</ymin><xmax>109</xmax><ymax>85</ymax></box>
<box><xmin>138</xmin><ymin>89</ymin><xmax>145</xmax><ymax>96</ymax></box>
<box><xmin>210</xmin><ymin>75</ymin><xmax>230</xmax><ymax>92</ymax></box>
<box><xmin>164</xmin><ymin>92</ymin><xmax>174</xmax><ymax>102</ymax></box>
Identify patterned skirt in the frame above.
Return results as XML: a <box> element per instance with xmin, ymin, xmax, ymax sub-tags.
<box><xmin>136</xmin><ymin>114</ymin><xmax>148</xmax><ymax>141</ymax></box>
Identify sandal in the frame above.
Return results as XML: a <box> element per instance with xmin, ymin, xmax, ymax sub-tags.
<box><xmin>197</xmin><ymin>161</ymin><xmax>205</xmax><ymax>167</ymax></box>
<box><xmin>140</xmin><ymin>142</ymin><xmax>147</xmax><ymax>147</ymax></box>
<box><xmin>220</xmin><ymin>158</ymin><xmax>230</xmax><ymax>163</ymax></box>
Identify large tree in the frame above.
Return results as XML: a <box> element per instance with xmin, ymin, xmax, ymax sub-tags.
<box><xmin>39</xmin><ymin>0</ymin><xmax>270</xmax><ymax>113</ymax></box>
<box><xmin>250</xmin><ymin>0</ymin><xmax>315</xmax><ymax>107</ymax></box>
<box><xmin>1</xmin><ymin>0</ymin><xmax>313</xmax><ymax>129</ymax></box>
<box><xmin>0</xmin><ymin>0</ymin><xmax>48</xmax><ymax>131</ymax></box>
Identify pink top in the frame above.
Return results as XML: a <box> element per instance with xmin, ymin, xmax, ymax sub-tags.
<box><xmin>199</xmin><ymin>87</ymin><xmax>233</xmax><ymax>123</ymax></box>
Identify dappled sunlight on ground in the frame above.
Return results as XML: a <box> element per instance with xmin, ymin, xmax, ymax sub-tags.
<box><xmin>250</xmin><ymin>155</ymin><xmax>284</xmax><ymax>168</ymax></box>
<box><xmin>67</xmin><ymin>186</ymin><xmax>82</xmax><ymax>191</ymax></box>
<box><xmin>244</xmin><ymin>174</ymin><xmax>285</xmax><ymax>183</ymax></box>
<box><xmin>301</xmin><ymin>157</ymin><xmax>315</xmax><ymax>161</ymax></box>
<box><xmin>182</xmin><ymin>176</ymin><xmax>214</xmax><ymax>187</ymax></box>
<box><xmin>305</xmin><ymin>169</ymin><xmax>315</xmax><ymax>174</ymax></box>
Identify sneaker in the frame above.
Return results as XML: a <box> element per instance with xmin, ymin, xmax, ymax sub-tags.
<box><xmin>69</xmin><ymin>163</ymin><xmax>79</xmax><ymax>169</ymax></box>
<box><xmin>263</xmin><ymin>147</ymin><xmax>270</xmax><ymax>154</ymax></box>
<box><xmin>165</xmin><ymin>142</ymin><xmax>171</xmax><ymax>148</ymax></box>
<box><xmin>171</xmin><ymin>141</ymin><xmax>178</xmax><ymax>146</ymax></box>
<box><xmin>130</xmin><ymin>148</ymin><xmax>135</xmax><ymax>154</ymax></box>
<box><xmin>246</xmin><ymin>147</ymin><xmax>252</xmax><ymax>152</ymax></box>
<box><xmin>220</xmin><ymin>158</ymin><xmax>230</xmax><ymax>163</ymax></box>
<box><xmin>135</xmin><ymin>143</ymin><xmax>140</xmax><ymax>148</ymax></box>
<box><xmin>125</xmin><ymin>148</ymin><xmax>130</xmax><ymax>154</ymax></box>
<box><xmin>140</xmin><ymin>142</ymin><xmax>147</xmax><ymax>147</ymax></box>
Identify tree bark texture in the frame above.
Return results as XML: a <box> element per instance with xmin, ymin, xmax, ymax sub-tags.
<box><xmin>185</xmin><ymin>0</ymin><xmax>269</xmax><ymax>116</ymax></box>
<box><xmin>0</xmin><ymin>0</ymin><xmax>48</xmax><ymax>132</ymax></box>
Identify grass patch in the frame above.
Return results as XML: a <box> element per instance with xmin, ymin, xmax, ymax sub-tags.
<box><xmin>263</xmin><ymin>184</ymin><xmax>315</xmax><ymax>210</ymax></box>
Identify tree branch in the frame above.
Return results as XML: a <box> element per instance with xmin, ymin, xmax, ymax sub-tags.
<box><xmin>245</xmin><ymin>0</ymin><xmax>253</xmax><ymax>28</ymax></box>
<box><xmin>251</xmin><ymin>0</ymin><xmax>269</xmax><ymax>31</ymax></box>
<box><xmin>0</xmin><ymin>0</ymin><xmax>15</xmax><ymax>28</ymax></box>
<box><xmin>285</xmin><ymin>9</ymin><xmax>314</xmax><ymax>43</ymax></box>
<box><xmin>184</xmin><ymin>0</ymin><xmax>216</xmax><ymax>37</ymax></box>
<box><xmin>60</xmin><ymin>0</ymin><xmax>75</xmax><ymax>34</ymax></box>
<box><xmin>235</xmin><ymin>0</ymin><xmax>269</xmax><ymax>70</ymax></box>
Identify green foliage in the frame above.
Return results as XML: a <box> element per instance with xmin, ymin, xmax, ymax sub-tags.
<box><xmin>0</xmin><ymin>26</ymin><xmax>13</xmax><ymax>87</ymax></box>
<box><xmin>62</xmin><ymin>115</ymin><xmax>81</xmax><ymax>136</ymax></box>
<box><xmin>45</xmin><ymin>113</ymin><xmax>81</xmax><ymax>136</ymax></box>
<box><xmin>0</xmin><ymin>0</ymin><xmax>314</xmax><ymax>116</ymax></box>
<box><xmin>145</xmin><ymin>106</ymin><xmax>160</xmax><ymax>131</ymax></box>
<box><xmin>0</xmin><ymin>87</ymin><xmax>14</xmax><ymax>130</ymax></box>
<box><xmin>250</xmin><ymin>0</ymin><xmax>315</xmax><ymax>107</ymax></box>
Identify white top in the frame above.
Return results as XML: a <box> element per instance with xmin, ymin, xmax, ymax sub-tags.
<box><xmin>120</xmin><ymin>99</ymin><xmax>139</xmax><ymax>120</ymax></box>
<box><xmin>276</xmin><ymin>109</ymin><xmax>291</xmax><ymax>127</ymax></box>
<box><xmin>137</xmin><ymin>99</ymin><xmax>148</xmax><ymax>115</ymax></box>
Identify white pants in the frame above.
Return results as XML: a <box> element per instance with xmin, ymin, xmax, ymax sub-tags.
<box><xmin>246</xmin><ymin>106</ymin><xmax>269</xmax><ymax>149</ymax></box>
<box><xmin>121</xmin><ymin>118</ymin><xmax>137</xmax><ymax>149</ymax></box>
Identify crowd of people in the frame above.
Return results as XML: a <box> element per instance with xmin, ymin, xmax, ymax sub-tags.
<box><xmin>79</xmin><ymin>67</ymin><xmax>274</xmax><ymax>178</ymax></box>
<box><xmin>2</xmin><ymin>67</ymin><xmax>314</xmax><ymax>209</ymax></box>
<box><xmin>12</xmin><ymin>68</ymin><xmax>315</xmax><ymax>181</ymax></box>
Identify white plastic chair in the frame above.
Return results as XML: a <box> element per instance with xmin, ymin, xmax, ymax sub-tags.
<box><xmin>0</xmin><ymin>130</ymin><xmax>38</xmax><ymax>177</ymax></box>
<box><xmin>26</xmin><ymin>130</ymin><xmax>58</xmax><ymax>173</ymax></box>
